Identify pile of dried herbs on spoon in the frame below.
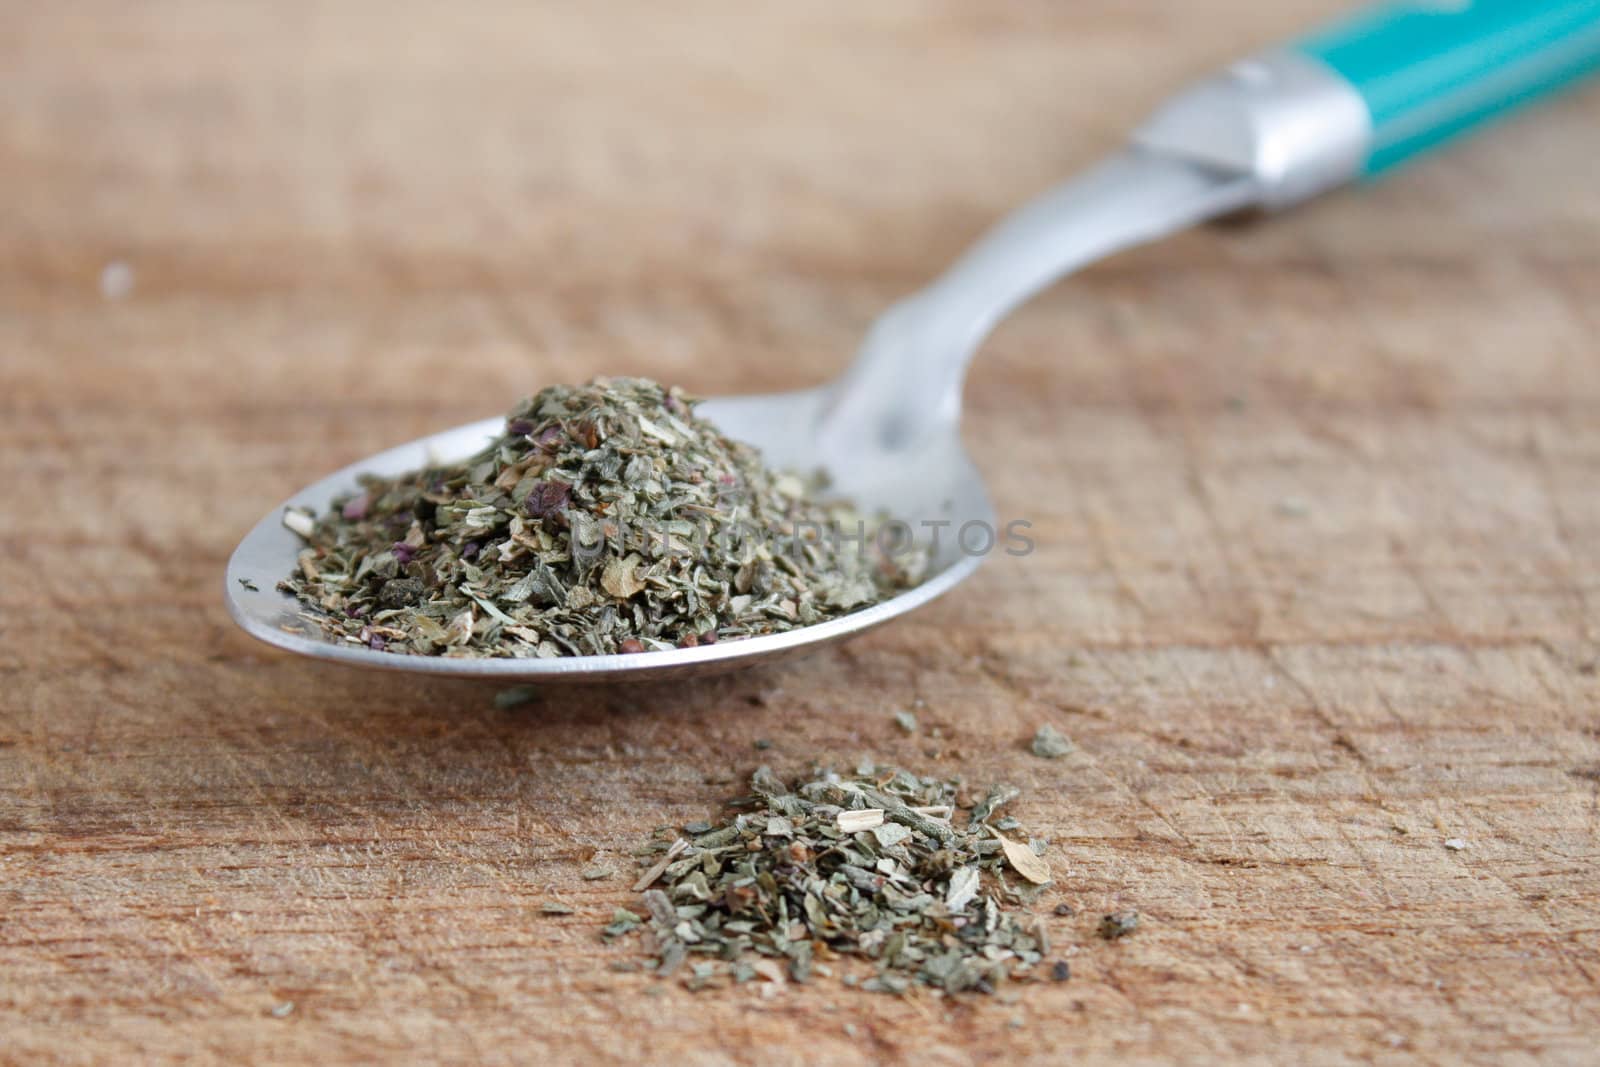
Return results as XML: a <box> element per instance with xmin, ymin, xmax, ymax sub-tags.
<box><xmin>279</xmin><ymin>378</ymin><xmax>924</xmax><ymax>657</ymax></box>
<box><xmin>606</xmin><ymin>764</ymin><xmax>1056</xmax><ymax>994</ymax></box>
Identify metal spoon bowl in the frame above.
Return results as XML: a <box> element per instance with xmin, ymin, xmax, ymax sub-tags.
<box><xmin>225</xmin><ymin>387</ymin><xmax>994</xmax><ymax>682</ymax></box>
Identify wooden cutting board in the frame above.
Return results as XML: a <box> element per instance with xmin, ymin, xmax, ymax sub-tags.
<box><xmin>3</xmin><ymin>1</ymin><xmax>1598</xmax><ymax>1062</ymax></box>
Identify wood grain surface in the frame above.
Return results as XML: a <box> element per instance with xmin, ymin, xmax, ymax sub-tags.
<box><xmin>4</xmin><ymin>2</ymin><xmax>1599</xmax><ymax>1063</ymax></box>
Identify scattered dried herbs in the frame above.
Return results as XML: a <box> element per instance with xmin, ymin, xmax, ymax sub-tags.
<box><xmin>1030</xmin><ymin>724</ymin><xmax>1074</xmax><ymax>759</ymax></box>
<box><xmin>997</xmin><ymin>832</ymin><xmax>1053</xmax><ymax>885</ymax></box>
<box><xmin>1098</xmin><ymin>911</ymin><xmax>1139</xmax><ymax>940</ymax></box>
<box><xmin>280</xmin><ymin>378</ymin><xmax>924</xmax><ymax>656</ymax></box>
<box><xmin>609</xmin><ymin>764</ymin><xmax>1056</xmax><ymax>994</ymax></box>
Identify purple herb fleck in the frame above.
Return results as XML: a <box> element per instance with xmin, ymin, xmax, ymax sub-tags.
<box><xmin>524</xmin><ymin>479</ymin><xmax>572</xmax><ymax>520</ymax></box>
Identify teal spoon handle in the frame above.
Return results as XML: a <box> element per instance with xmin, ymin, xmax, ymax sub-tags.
<box><xmin>1300</xmin><ymin>0</ymin><xmax>1600</xmax><ymax>174</ymax></box>
<box><xmin>1134</xmin><ymin>0</ymin><xmax>1600</xmax><ymax>206</ymax></box>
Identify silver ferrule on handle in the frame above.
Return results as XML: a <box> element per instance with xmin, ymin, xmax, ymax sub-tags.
<box><xmin>1133</xmin><ymin>49</ymin><xmax>1372</xmax><ymax>211</ymax></box>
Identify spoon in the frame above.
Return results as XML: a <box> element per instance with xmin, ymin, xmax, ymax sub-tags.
<box><xmin>228</xmin><ymin>2</ymin><xmax>1600</xmax><ymax>681</ymax></box>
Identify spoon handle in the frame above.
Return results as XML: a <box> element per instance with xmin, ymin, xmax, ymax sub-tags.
<box><xmin>824</xmin><ymin>2</ymin><xmax>1600</xmax><ymax>450</ymax></box>
<box><xmin>1300</xmin><ymin>1</ymin><xmax>1600</xmax><ymax>177</ymax></box>
<box><xmin>1137</xmin><ymin>0</ymin><xmax>1600</xmax><ymax>209</ymax></box>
